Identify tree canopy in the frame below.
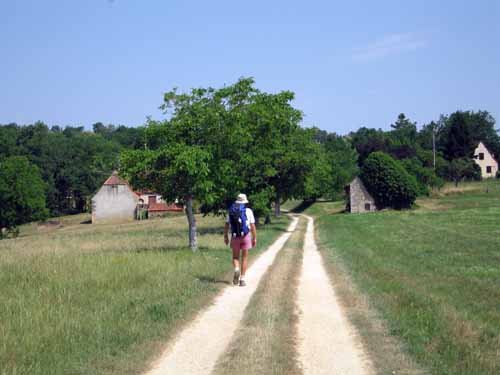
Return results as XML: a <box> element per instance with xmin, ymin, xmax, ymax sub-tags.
<box><xmin>0</xmin><ymin>156</ymin><xmax>48</xmax><ymax>236</ymax></box>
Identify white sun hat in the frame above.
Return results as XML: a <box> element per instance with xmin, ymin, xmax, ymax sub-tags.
<box><xmin>235</xmin><ymin>193</ymin><xmax>249</xmax><ymax>204</ymax></box>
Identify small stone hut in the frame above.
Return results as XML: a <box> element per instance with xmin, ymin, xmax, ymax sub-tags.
<box><xmin>91</xmin><ymin>172</ymin><xmax>139</xmax><ymax>223</ymax></box>
<box><xmin>346</xmin><ymin>177</ymin><xmax>377</xmax><ymax>213</ymax></box>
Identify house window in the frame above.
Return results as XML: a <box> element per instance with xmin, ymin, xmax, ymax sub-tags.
<box><xmin>364</xmin><ymin>203</ymin><xmax>371</xmax><ymax>211</ymax></box>
<box><xmin>486</xmin><ymin>166</ymin><xmax>492</xmax><ymax>174</ymax></box>
<box><xmin>479</xmin><ymin>153</ymin><xmax>484</xmax><ymax>160</ymax></box>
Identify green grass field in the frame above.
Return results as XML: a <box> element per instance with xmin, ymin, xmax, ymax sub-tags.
<box><xmin>312</xmin><ymin>180</ymin><xmax>500</xmax><ymax>375</ymax></box>
<box><xmin>0</xmin><ymin>214</ymin><xmax>288</xmax><ymax>375</ymax></box>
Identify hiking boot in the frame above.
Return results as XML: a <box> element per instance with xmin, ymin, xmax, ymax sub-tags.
<box><xmin>233</xmin><ymin>270</ymin><xmax>240</xmax><ymax>285</ymax></box>
<box><xmin>239</xmin><ymin>279</ymin><xmax>246</xmax><ymax>287</ymax></box>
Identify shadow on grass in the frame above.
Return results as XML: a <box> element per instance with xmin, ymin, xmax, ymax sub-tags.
<box><xmin>197</xmin><ymin>227</ymin><xmax>224</xmax><ymax>235</ymax></box>
<box><xmin>291</xmin><ymin>200</ymin><xmax>315</xmax><ymax>213</ymax></box>
<box><xmin>132</xmin><ymin>245</ymin><xmax>213</xmax><ymax>253</ymax></box>
<box><xmin>257</xmin><ymin>224</ymin><xmax>288</xmax><ymax>232</ymax></box>
<box><xmin>196</xmin><ymin>275</ymin><xmax>231</xmax><ymax>285</ymax></box>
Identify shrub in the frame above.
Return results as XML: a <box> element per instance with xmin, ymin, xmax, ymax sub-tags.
<box><xmin>361</xmin><ymin>152</ymin><xmax>418</xmax><ymax>209</ymax></box>
<box><xmin>400</xmin><ymin>158</ymin><xmax>430</xmax><ymax>196</ymax></box>
<box><xmin>447</xmin><ymin>157</ymin><xmax>481</xmax><ymax>186</ymax></box>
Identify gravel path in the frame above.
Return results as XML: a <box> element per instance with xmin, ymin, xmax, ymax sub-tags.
<box><xmin>144</xmin><ymin>217</ymin><xmax>299</xmax><ymax>375</ymax></box>
<box><xmin>297</xmin><ymin>215</ymin><xmax>374</xmax><ymax>375</ymax></box>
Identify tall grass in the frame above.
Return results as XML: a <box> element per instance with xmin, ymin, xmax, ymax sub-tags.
<box><xmin>0</xmin><ymin>214</ymin><xmax>288</xmax><ymax>375</ymax></box>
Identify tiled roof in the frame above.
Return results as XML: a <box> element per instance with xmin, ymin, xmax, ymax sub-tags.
<box><xmin>103</xmin><ymin>173</ymin><xmax>128</xmax><ymax>186</ymax></box>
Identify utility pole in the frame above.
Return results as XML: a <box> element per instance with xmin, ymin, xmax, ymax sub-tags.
<box><xmin>432</xmin><ymin>124</ymin><xmax>436</xmax><ymax>170</ymax></box>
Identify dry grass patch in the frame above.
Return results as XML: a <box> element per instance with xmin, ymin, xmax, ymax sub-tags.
<box><xmin>212</xmin><ymin>217</ymin><xmax>304</xmax><ymax>375</ymax></box>
<box><xmin>432</xmin><ymin>181</ymin><xmax>485</xmax><ymax>196</ymax></box>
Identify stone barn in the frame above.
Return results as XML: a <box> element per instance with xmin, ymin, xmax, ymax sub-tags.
<box><xmin>346</xmin><ymin>177</ymin><xmax>377</xmax><ymax>213</ymax></box>
<box><xmin>91</xmin><ymin>172</ymin><xmax>139</xmax><ymax>223</ymax></box>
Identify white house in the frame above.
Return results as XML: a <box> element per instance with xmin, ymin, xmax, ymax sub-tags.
<box><xmin>473</xmin><ymin>142</ymin><xmax>498</xmax><ymax>178</ymax></box>
<box><xmin>91</xmin><ymin>172</ymin><xmax>139</xmax><ymax>223</ymax></box>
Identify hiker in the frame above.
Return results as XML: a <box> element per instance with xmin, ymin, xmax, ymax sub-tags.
<box><xmin>224</xmin><ymin>193</ymin><xmax>257</xmax><ymax>287</ymax></box>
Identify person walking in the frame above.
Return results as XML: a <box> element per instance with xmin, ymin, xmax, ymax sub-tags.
<box><xmin>224</xmin><ymin>193</ymin><xmax>257</xmax><ymax>287</ymax></box>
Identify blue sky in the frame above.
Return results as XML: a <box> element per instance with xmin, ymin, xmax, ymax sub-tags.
<box><xmin>1</xmin><ymin>0</ymin><xmax>499</xmax><ymax>134</ymax></box>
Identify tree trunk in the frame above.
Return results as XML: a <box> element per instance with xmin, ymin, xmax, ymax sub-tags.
<box><xmin>264</xmin><ymin>214</ymin><xmax>271</xmax><ymax>224</ymax></box>
<box><xmin>185</xmin><ymin>196</ymin><xmax>198</xmax><ymax>251</ymax></box>
<box><xmin>274</xmin><ymin>193</ymin><xmax>281</xmax><ymax>217</ymax></box>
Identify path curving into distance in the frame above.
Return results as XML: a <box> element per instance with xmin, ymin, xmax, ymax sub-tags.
<box><xmin>144</xmin><ymin>217</ymin><xmax>299</xmax><ymax>375</ymax></box>
<box><xmin>297</xmin><ymin>215</ymin><xmax>374</xmax><ymax>375</ymax></box>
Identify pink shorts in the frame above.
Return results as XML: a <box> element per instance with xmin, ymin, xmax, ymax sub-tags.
<box><xmin>231</xmin><ymin>234</ymin><xmax>252</xmax><ymax>251</ymax></box>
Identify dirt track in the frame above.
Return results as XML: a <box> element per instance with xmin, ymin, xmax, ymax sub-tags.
<box><xmin>297</xmin><ymin>216</ymin><xmax>373</xmax><ymax>374</ymax></box>
<box><xmin>144</xmin><ymin>217</ymin><xmax>299</xmax><ymax>375</ymax></box>
<box><xmin>144</xmin><ymin>215</ymin><xmax>373</xmax><ymax>374</ymax></box>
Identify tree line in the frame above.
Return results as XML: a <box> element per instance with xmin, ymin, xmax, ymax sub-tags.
<box><xmin>1</xmin><ymin>77</ymin><xmax>499</xmax><ymax>242</ymax></box>
<box><xmin>0</xmin><ymin>122</ymin><xmax>144</xmax><ymax>236</ymax></box>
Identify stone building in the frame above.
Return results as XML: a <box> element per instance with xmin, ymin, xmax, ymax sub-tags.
<box><xmin>346</xmin><ymin>177</ymin><xmax>377</xmax><ymax>213</ymax></box>
<box><xmin>473</xmin><ymin>142</ymin><xmax>498</xmax><ymax>178</ymax></box>
<box><xmin>91</xmin><ymin>172</ymin><xmax>139</xmax><ymax>223</ymax></box>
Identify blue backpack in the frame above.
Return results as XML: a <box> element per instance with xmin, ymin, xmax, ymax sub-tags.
<box><xmin>229</xmin><ymin>203</ymin><xmax>250</xmax><ymax>238</ymax></box>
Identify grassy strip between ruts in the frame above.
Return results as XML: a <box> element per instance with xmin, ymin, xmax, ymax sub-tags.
<box><xmin>212</xmin><ymin>216</ymin><xmax>304</xmax><ymax>375</ymax></box>
<box><xmin>0</xmin><ymin>214</ymin><xmax>289</xmax><ymax>375</ymax></box>
<box><xmin>309</xmin><ymin>180</ymin><xmax>500</xmax><ymax>375</ymax></box>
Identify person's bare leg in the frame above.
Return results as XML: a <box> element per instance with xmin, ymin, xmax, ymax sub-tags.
<box><xmin>232</xmin><ymin>248</ymin><xmax>241</xmax><ymax>285</ymax></box>
<box><xmin>240</xmin><ymin>249</ymin><xmax>249</xmax><ymax>278</ymax></box>
<box><xmin>232</xmin><ymin>248</ymin><xmax>240</xmax><ymax>270</ymax></box>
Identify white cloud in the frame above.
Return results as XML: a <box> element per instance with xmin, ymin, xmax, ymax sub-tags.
<box><xmin>352</xmin><ymin>32</ymin><xmax>427</xmax><ymax>62</ymax></box>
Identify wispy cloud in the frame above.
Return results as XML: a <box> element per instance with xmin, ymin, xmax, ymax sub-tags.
<box><xmin>352</xmin><ymin>32</ymin><xmax>427</xmax><ymax>62</ymax></box>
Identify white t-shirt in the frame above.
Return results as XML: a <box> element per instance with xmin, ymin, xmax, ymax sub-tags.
<box><xmin>226</xmin><ymin>207</ymin><xmax>255</xmax><ymax>229</ymax></box>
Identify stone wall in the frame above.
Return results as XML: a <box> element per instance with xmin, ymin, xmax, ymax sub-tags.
<box><xmin>349</xmin><ymin>177</ymin><xmax>377</xmax><ymax>213</ymax></box>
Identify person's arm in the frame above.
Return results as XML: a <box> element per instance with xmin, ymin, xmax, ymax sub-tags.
<box><xmin>224</xmin><ymin>222</ymin><xmax>230</xmax><ymax>245</ymax></box>
<box><xmin>250</xmin><ymin>223</ymin><xmax>257</xmax><ymax>247</ymax></box>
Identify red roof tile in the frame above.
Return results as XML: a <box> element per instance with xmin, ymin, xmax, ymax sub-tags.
<box><xmin>103</xmin><ymin>173</ymin><xmax>128</xmax><ymax>186</ymax></box>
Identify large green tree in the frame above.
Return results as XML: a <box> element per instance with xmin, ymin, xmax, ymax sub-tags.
<box><xmin>439</xmin><ymin>111</ymin><xmax>476</xmax><ymax>160</ymax></box>
<box><xmin>120</xmin><ymin>78</ymin><xmax>316</xmax><ymax>247</ymax></box>
<box><xmin>121</xmin><ymin>79</ymin><xmax>256</xmax><ymax>250</ymax></box>
<box><xmin>323</xmin><ymin>133</ymin><xmax>359</xmax><ymax>198</ymax></box>
<box><xmin>243</xmin><ymin>90</ymin><xmax>308</xmax><ymax>216</ymax></box>
<box><xmin>388</xmin><ymin>113</ymin><xmax>418</xmax><ymax>160</ymax></box>
<box><xmin>349</xmin><ymin>127</ymin><xmax>390</xmax><ymax>164</ymax></box>
<box><xmin>0</xmin><ymin>156</ymin><xmax>48</xmax><ymax>237</ymax></box>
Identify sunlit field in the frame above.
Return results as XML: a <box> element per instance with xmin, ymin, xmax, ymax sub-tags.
<box><xmin>312</xmin><ymin>180</ymin><xmax>500</xmax><ymax>375</ymax></box>
<box><xmin>0</xmin><ymin>213</ymin><xmax>288</xmax><ymax>375</ymax></box>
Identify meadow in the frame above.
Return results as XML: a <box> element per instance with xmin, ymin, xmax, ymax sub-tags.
<box><xmin>312</xmin><ymin>180</ymin><xmax>500</xmax><ymax>375</ymax></box>
<box><xmin>0</xmin><ymin>213</ymin><xmax>288</xmax><ymax>375</ymax></box>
